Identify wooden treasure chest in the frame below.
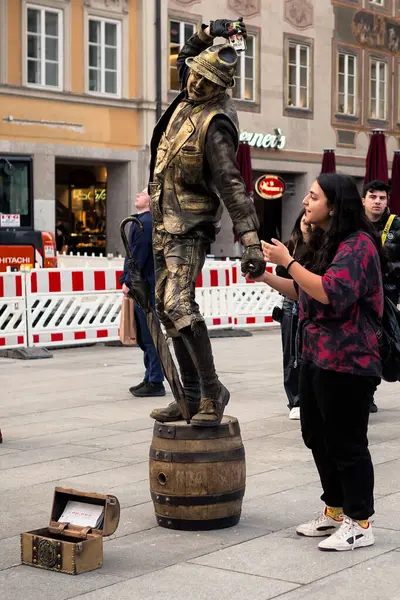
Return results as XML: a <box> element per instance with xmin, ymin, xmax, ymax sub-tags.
<box><xmin>21</xmin><ymin>487</ymin><xmax>120</xmax><ymax>575</ymax></box>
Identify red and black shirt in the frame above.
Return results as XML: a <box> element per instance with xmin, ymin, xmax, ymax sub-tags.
<box><xmin>298</xmin><ymin>232</ymin><xmax>383</xmax><ymax>377</ymax></box>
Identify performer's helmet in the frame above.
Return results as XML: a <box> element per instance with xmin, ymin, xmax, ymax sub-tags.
<box><xmin>185</xmin><ymin>44</ymin><xmax>238</xmax><ymax>89</ymax></box>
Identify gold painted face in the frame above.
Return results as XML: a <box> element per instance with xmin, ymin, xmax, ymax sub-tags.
<box><xmin>187</xmin><ymin>70</ymin><xmax>223</xmax><ymax>102</ymax></box>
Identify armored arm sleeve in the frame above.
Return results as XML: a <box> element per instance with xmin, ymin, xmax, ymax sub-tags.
<box><xmin>177</xmin><ymin>26</ymin><xmax>214</xmax><ymax>91</ymax></box>
<box><xmin>205</xmin><ymin>118</ymin><xmax>260</xmax><ymax>244</ymax></box>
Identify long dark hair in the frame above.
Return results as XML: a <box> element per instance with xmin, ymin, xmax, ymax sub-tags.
<box><xmin>287</xmin><ymin>208</ymin><xmax>310</xmax><ymax>262</ymax></box>
<box><xmin>307</xmin><ymin>173</ymin><xmax>385</xmax><ymax>274</ymax></box>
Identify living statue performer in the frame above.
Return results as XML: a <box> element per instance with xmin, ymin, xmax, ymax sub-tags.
<box><xmin>148</xmin><ymin>18</ymin><xmax>265</xmax><ymax>426</ymax></box>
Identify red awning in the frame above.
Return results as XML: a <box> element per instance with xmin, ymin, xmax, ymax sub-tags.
<box><xmin>321</xmin><ymin>149</ymin><xmax>336</xmax><ymax>174</ymax></box>
<box><xmin>365</xmin><ymin>129</ymin><xmax>389</xmax><ymax>184</ymax></box>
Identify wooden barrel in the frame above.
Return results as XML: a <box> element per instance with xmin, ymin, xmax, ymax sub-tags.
<box><xmin>149</xmin><ymin>415</ymin><xmax>246</xmax><ymax>531</ymax></box>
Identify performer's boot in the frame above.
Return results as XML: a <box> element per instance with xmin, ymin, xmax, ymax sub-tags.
<box><xmin>180</xmin><ymin>321</ymin><xmax>230</xmax><ymax>427</ymax></box>
<box><xmin>150</xmin><ymin>336</ymin><xmax>201</xmax><ymax>422</ymax></box>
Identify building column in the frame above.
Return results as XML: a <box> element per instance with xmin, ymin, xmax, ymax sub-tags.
<box><xmin>106</xmin><ymin>152</ymin><xmax>149</xmax><ymax>255</ymax></box>
<box><xmin>33</xmin><ymin>153</ymin><xmax>55</xmax><ymax>233</ymax></box>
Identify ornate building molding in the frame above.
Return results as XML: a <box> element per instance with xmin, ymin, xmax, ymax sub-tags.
<box><xmin>174</xmin><ymin>0</ymin><xmax>201</xmax><ymax>5</ymax></box>
<box><xmin>227</xmin><ymin>0</ymin><xmax>261</xmax><ymax>18</ymax></box>
<box><xmin>84</xmin><ymin>0</ymin><xmax>128</xmax><ymax>13</ymax></box>
<box><xmin>284</xmin><ymin>0</ymin><xmax>314</xmax><ymax>30</ymax></box>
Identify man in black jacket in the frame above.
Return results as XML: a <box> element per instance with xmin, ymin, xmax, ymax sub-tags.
<box><xmin>362</xmin><ymin>180</ymin><xmax>400</xmax><ymax>412</ymax></box>
<box><xmin>148</xmin><ymin>18</ymin><xmax>265</xmax><ymax>426</ymax></box>
<box><xmin>363</xmin><ymin>180</ymin><xmax>400</xmax><ymax>304</ymax></box>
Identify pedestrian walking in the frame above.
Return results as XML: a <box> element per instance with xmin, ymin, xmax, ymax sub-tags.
<box><xmin>248</xmin><ymin>173</ymin><xmax>384</xmax><ymax>551</ymax></box>
<box><xmin>121</xmin><ymin>189</ymin><xmax>165</xmax><ymax>398</ymax></box>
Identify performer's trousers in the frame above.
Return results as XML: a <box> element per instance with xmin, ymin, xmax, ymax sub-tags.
<box><xmin>153</xmin><ymin>229</ymin><xmax>209</xmax><ymax>335</ymax></box>
<box><xmin>153</xmin><ymin>229</ymin><xmax>220</xmax><ymax>402</ymax></box>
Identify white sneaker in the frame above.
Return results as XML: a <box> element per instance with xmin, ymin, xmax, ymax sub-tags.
<box><xmin>296</xmin><ymin>507</ymin><xmax>343</xmax><ymax>537</ymax></box>
<box><xmin>289</xmin><ymin>407</ymin><xmax>300</xmax><ymax>420</ymax></box>
<box><xmin>318</xmin><ymin>516</ymin><xmax>374</xmax><ymax>551</ymax></box>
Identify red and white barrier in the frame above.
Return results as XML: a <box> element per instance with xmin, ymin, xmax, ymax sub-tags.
<box><xmin>26</xmin><ymin>268</ymin><xmax>123</xmax><ymax>348</ymax></box>
<box><xmin>0</xmin><ymin>262</ymin><xmax>281</xmax><ymax>352</ymax></box>
<box><xmin>0</xmin><ymin>272</ymin><xmax>27</xmax><ymax>349</ymax></box>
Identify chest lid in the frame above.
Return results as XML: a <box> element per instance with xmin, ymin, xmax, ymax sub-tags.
<box><xmin>49</xmin><ymin>487</ymin><xmax>120</xmax><ymax>538</ymax></box>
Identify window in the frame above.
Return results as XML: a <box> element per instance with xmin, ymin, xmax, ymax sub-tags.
<box><xmin>232</xmin><ymin>35</ymin><xmax>256</xmax><ymax>102</ymax></box>
<box><xmin>287</xmin><ymin>42</ymin><xmax>310</xmax><ymax>109</ymax></box>
<box><xmin>26</xmin><ymin>5</ymin><xmax>62</xmax><ymax>89</ymax></box>
<box><xmin>169</xmin><ymin>19</ymin><xmax>196</xmax><ymax>91</ymax></box>
<box><xmin>369</xmin><ymin>59</ymin><xmax>387</xmax><ymax>120</ymax></box>
<box><xmin>88</xmin><ymin>18</ymin><xmax>120</xmax><ymax>96</ymax></box>
<box><xmin>337</xmin><ymin>53</ymin><xmax>357</xmax><ymax>115</ymax></box>
<box><xmin>0</xmin><ymin>158</ymin><xmax>33</xmax><ymax>228</ymax></box>
<box><xmin>370</xmin><ymin>0</ymin><xmax>384</xmax><ymax>5</ymax></box>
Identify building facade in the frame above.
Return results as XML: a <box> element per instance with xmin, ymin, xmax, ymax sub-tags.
<box><xmin>0</xmin><ymin>0</ymin><xmax>399</xmax><ymax>256</ymax></box>
<box><xmin>0</xmin><ymin>0</ymin><xmax>157</xmax><ymax>254</ymax></box>
<box><xmin>163</xmin><ymin>0</ymin><xmax>400</xmax><ymax>255</ymax></box>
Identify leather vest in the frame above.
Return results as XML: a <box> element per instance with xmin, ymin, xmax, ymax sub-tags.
<box><xmin>151</xmin><ymin>93</ymin><xmax>239</xmax><ymax>235</ymax></box>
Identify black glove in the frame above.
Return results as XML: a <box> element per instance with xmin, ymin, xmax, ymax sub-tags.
<box><xmin>209</xmin><ymin>17</ymin><xmax>247</xmax><ymax>39</ymax></box>
<box><xmin>241</xmin><ymin>245</ymin><xmax>266</xmax><ymax>278</ymax></box>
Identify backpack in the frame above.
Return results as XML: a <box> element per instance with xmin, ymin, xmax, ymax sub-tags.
<box><xmin>374</xmin><ymin>295</ymin><xmax>400</xmax><ymax>382</ymax></box>
<box><xmin>361</xmin><ymin>225</ymin><xmax>400</xmax><ymax>382</ymax></box>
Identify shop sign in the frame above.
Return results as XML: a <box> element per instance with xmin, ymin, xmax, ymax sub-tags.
<box><xmin>74</xmin><ymin>189</ymin><xmax>106</xmax><ymax>203</ymax></box>
<box><xmin>255</xmin><ymin>175</ymin><xmax>286</xmax><ymax>200</ymax></box>
<box><xmin>1</xmin><ymin>213</ymin><xmax>20</xmax><ymax>227</ymax></box>
<box><xmin>239</xmin><ymin>128</ymin><xmax>286</xmax><ymax>150</ymax></box>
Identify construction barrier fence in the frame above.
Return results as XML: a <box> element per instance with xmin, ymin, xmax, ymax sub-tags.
<box><xmin>0</xmin><ymin>262</ymin><xmax>280</xmax><ymax>351</ymax></box>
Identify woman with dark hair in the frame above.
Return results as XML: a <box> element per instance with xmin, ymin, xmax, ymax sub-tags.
<box><xmin>276</xmin><ymin>209</ymin><xmax>311</xmax><ymax>420</ymax></box>
<box><xmin>249</xmin><ymin>173</ymin><xmax>384</xmax><ymax>551</ymax></box>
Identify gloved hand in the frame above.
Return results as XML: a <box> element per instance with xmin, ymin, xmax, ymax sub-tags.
<box><xmin>209</xmin><ymin>17</ymin><xmax>247</xmax><ymax>39</ymax></box>
<box><xmin>241</xmin><ymin>244</ymin><xmax>266</xmax><ymax>278</ymax></box>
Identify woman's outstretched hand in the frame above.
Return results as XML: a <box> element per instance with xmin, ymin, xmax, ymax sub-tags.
<box><xmin>262</xmin><ymin>239</ymin><xmax>291</xmax><ymax>267</ymax></box>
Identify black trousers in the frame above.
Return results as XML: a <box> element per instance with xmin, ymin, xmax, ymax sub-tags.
<box><xmin>299</xmin><ymin>362</ymin><xmax>379</xmax><ymax>520</ymax></box>
<box><xmin>280</xmin><ymin>299</ymin><xmax>299</xmax><ymax>409</ymax></box>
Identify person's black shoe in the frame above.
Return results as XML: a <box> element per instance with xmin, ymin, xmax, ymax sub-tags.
<box><xmin>129</xmin><ymin>379</ymin><xmax>148</xmax><ymax>395</ymax></box>
<box><xmin>133</xmin><ymin>382</ymin><xmax>166</xmax><ymax>397</ymax></box>
<box><xmin>370</xmin><ymin>401</ymin><xmax>378</xmax><ymax>414</ymax></box>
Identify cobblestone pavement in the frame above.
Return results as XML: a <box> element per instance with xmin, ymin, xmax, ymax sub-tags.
<box><xmin>1</xmin><ymin>329</ymin><xmax>400</xmax><ymax>599</ymax></box>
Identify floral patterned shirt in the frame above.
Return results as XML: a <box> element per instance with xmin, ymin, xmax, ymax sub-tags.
<box><xmin>298</xmin><ymin>232</ymin><xmax>383</xmax><ymax>377</ymax></box>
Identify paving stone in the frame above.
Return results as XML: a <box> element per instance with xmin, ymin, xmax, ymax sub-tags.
<box><xmin>0</xmin><ymin>566</ymin><xmax>123</xmax><ymax>600</ymax></box>
<box><xmin>72</xmin><ymin>562</ymin><xmax>299</xmax><ymax>600</ymax></box>
<box><xmin>261</xmin><ymin>550</ymin><xmax>400</xmax><ymax>600</ymax></box>
<box><xmin>0</xmin><ymin>456</ymin><xmax>132</xmax><ymax>491</ymax></box>
<box><xmin>191</xmin><ymin>526</ymin><xmax>400</xmax><ymax>584</ymax></box>
<box><xmin>0</xmin><ymin>444</ymin><xmax>100</xmax><ymax>470</ymax></box>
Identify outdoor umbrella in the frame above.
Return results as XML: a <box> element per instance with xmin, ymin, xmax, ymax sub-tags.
<box><xmin>120</xmin><ymin>216</ymin><xmax>190</xmax><ymax>423</ymax></box>
<box><xmin>365</xmin><ymin>129</ymin><xmax>389</xmax><ymax>184</ymax></box>
<box><xmin>235</xmin><ymin>142</ymin><xmax>253</xmax><ymax>242</ymax></box>
<box><xmin>320</xmin><ymin>149</ymin><xmax>336</xmax><ymax>174</ymax></box>
<box><xmin>391</xmin><ymin>151</ymin><xmax>400</xmax><ymax>216</ymax></box>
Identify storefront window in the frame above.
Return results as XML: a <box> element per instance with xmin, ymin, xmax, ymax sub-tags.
<box><xmin>0</xmin><ymin>158</ymin><xmax>33</xmax><ymax>228</ymax></box>
<box><xmin>68</xmin><ymin>185</ymin><xmax>106</xmax><ymax>253</ymax></box>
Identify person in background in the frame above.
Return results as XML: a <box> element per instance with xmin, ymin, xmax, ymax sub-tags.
<box><xmin>248</xmin><ymin>173</ymin><xmax>384</xmax><ymax>552</ymax></box>
<box><xmin>55</xmin><ymin>220</ymin><xmax>69</xmax><ymax>253</ymax></box>
<box><xmin>275</xmin><ymin>209</ymin><xmax>311</xmax><ymax>420</ymax></box>
<box><xmin>121</xmin><ymin>189</ymin><xmax>165</xmax><ymax>398</ymax></box>
<box><xmin>362</xmin><ymin>180</ymin><xmax>400</xmax><ymax>413</ymax></box>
